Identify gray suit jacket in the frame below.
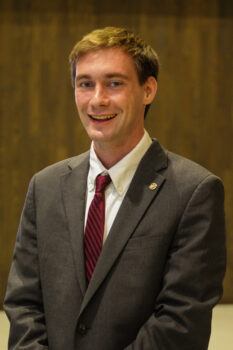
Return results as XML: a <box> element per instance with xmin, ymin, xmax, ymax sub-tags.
<box><xmin>4</xmin><ymin>140</ymin><xmax>226</xmax><ymax>350</ymax></box>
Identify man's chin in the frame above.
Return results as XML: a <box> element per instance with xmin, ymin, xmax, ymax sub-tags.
<box><xmin>89</xmin><ymin>132</ymin><xmax>117</xmax><ymax>146</ymax></box>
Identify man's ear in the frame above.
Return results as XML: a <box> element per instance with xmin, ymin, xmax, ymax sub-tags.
<box><xmin>143</xmin><ymin>76</ymin><xmax>157</xmax><ymax>105</ymax></box>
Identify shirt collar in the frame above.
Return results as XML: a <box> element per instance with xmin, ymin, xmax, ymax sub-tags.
<box><xmin>88</xmin><ymin>147</ymin><xmax>107</xmax><ymax>192</ymax></box>
<box><xmin>88</xmin><ymin>130</ymin><xmax>152</xmax><ymax>195</ymax></box>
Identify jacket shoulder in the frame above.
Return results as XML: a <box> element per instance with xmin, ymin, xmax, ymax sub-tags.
<box><xmin>34</xmin><ymin>151</ymin><xmax>89</xmax><ymax>183</ymax></box>
<box><xmin>164</xmin><ymin>150</ymin><xmax>223</xmax><ymax>196</ymax></box>
<box><xmin>167</xmin><ymin>151</ymin><xmax>216</xmax><ymax>178</ymax></box>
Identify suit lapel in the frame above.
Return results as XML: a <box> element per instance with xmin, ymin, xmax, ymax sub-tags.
<box><xmin>60</xmin><ymin>152</ymin><xmax>90</xmax><ymax>295</ymax></box>
<box><xmin>79</xmin><ymin>140</ymin><xmax>168</xmax><ymax>315</ymax></box>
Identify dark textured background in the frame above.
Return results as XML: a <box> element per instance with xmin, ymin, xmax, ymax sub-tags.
<box><xmin>0</xmin><ymin>0</ymin><xmax>232</xmax><ymax>306</ymax></box>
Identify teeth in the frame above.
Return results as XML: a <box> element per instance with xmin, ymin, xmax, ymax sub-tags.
<box><xmin>90</xmin><ymin>114</ymin><xmax>116</xmax><ymax>120</ymax></box>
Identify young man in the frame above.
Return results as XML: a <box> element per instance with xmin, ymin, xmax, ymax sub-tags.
<box><xmin>4</xmin><ymin>27</ymin><xmax>226</xmax><ymax>350</ymax></box>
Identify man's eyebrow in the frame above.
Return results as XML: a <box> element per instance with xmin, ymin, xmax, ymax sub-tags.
<box><xmin>104</xmin><ymin>73</ymin><xmax>129</xmax><ymax>80</ymax></box>
<box><xmin>75</xmin><ymin>73</ymin><xmax>129</xmax><ymax>82</ymax></box>
<box><xmin>75</xmin><ymin>74</ymin><xmax>91</xmax><ymax>82</ymax></box>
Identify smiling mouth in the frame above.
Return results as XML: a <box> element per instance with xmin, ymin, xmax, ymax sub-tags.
<box><xmin>89</xmin><ymin>114</ymin><xmax>117</xmax><ymax>121</ymax></box>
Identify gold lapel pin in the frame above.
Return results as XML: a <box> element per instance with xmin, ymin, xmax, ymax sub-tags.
<box><xmin>149</xmin><ymin>182</ymin><xmax>158</xmax><ymax>190</ymax></box>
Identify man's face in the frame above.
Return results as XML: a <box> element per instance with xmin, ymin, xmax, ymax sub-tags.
<box><xmin>74</xmin><ymin>47</ymin><xmax>156</xmax><ymax>151</ymax></box>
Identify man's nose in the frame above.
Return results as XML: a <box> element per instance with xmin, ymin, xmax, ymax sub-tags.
<box><xmin>91</xmin><ymin>85</ymin><xmax>110</xmax><ymax>106</ymax></box>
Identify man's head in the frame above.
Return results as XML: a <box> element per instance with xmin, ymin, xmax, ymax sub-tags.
<box><xmin>69</xmin><ymin>26</ymin><xmax>159</xmax><ymax>117</ymax></box>
<box><xmin>69</xmin><ymin>27</ymin><xmax>158</xmax><ymax>165</ymax></box>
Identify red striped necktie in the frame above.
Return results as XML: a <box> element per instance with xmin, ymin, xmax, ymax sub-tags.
<box><xmin>84</xmin><ymin>174</ymin><xmax>111</xmax><ymax>283</ymax></box>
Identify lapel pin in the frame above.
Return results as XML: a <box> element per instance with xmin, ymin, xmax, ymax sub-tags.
<box><xmin>149</xmin><ymin>182</ymin><xmax>158</xmax><ymax>190</ymax></box>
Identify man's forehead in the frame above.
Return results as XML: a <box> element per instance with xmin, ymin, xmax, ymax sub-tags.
<box><xmin>75</xmin><ymin>47</ymin><xmax>137</xmax><ymax>77</ymax></box>
<box><xmin>76</xmin><ymin>47</ymin><xmax>134</xmax><ymax>66</ymax></box>
<box><xmin>78</xmin><ymin>46</ymin><xmax>128</xmax><ymax>58</ymax></box>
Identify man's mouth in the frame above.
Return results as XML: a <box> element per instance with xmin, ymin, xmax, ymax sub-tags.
<box><xmin>89</xmin><ymin>114</ymin><xmax>117</xmax><ymax>121</ymax></box>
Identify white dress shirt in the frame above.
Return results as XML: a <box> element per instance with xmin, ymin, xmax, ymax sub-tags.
<box><xmin>85</xmin><ymin>130</ymin><xmax>152</xmax><ymax>242</ymax></box>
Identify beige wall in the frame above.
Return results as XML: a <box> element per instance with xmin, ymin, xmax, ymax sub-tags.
<box><xmin>0</xmin><ymin>1</ymin><xmax>232</xmax><ymax>306</ymax></box>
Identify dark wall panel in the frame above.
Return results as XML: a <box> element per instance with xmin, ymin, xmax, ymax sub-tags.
<box><xmin>0</xmin><ymin>0</ymin><xmax>232</xmax><ymax>305</ymax></box>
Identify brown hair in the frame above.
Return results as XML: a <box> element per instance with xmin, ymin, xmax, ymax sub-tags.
<box><xmin>69</xmin><ymin>27</ymin><xmax>159</xmax><ymax>116</ymax></box>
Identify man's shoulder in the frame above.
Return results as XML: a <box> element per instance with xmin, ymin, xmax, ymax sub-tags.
<box><xmin>167</xmin><ymin>150</ymin><xmax>211</xmax><ymax>175</ymax></box>
<box><xmin>164</xmin><ymin>149</ymin><xmax>222</xmax><ymax>189</ymax></box>
<box><xmin>148</xmin><ymin>139</ymin><xmax>216</xmax><ymax>180</ymax></box>
<box><xmin>34</xmin><ymin>151</ymin><xmax>89</xmax><ymax>182</ymax></box>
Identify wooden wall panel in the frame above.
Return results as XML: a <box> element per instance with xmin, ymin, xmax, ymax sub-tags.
<box><xmin>0</xmin><ymin>0</ymin><xmax>232</xmax><ymax>306</ymax></box>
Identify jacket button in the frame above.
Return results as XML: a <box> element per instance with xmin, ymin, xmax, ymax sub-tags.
<box><xmin>78</xmin><ymin>323</ymin><xmax>87</xmax><ymax>335</ymax></box>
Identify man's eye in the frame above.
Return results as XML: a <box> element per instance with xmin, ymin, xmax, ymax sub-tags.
<box><xmin>108</xmin><ymin>81</ymin><xmax>123</xmax><ymax>88</ymax></box>
<box><xmin>77</xmin><ymin>81</ymin><xmax>94</xmax><ymax>88</ymax></box>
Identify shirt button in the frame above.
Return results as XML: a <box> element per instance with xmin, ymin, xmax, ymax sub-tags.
<box><xmin>77</xmin><ymin>323</ymin><xmax>87</xmax><ymax>335</ymax></box>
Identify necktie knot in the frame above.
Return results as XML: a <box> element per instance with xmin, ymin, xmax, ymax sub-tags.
<box><xmin>95</xmin><ymin>174</ymin><xmax>111</xmax><ymax>193</ymax></box>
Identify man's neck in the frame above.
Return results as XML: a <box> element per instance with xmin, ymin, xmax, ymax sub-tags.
<box><xmin>93</xmin><ymin>133</ymin><xmax>144</xmax><ymax>169</ymax></box>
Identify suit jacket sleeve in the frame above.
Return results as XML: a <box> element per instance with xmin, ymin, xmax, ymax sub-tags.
<box><xmin>4</xmin><ymin>176</ymin><xmax>48</xmax><ymax>349</ymax></box>
<box><xmin>124</xmin><ymin>174</ymin><xmax>226</xmax><ymax>350</ymax></box>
